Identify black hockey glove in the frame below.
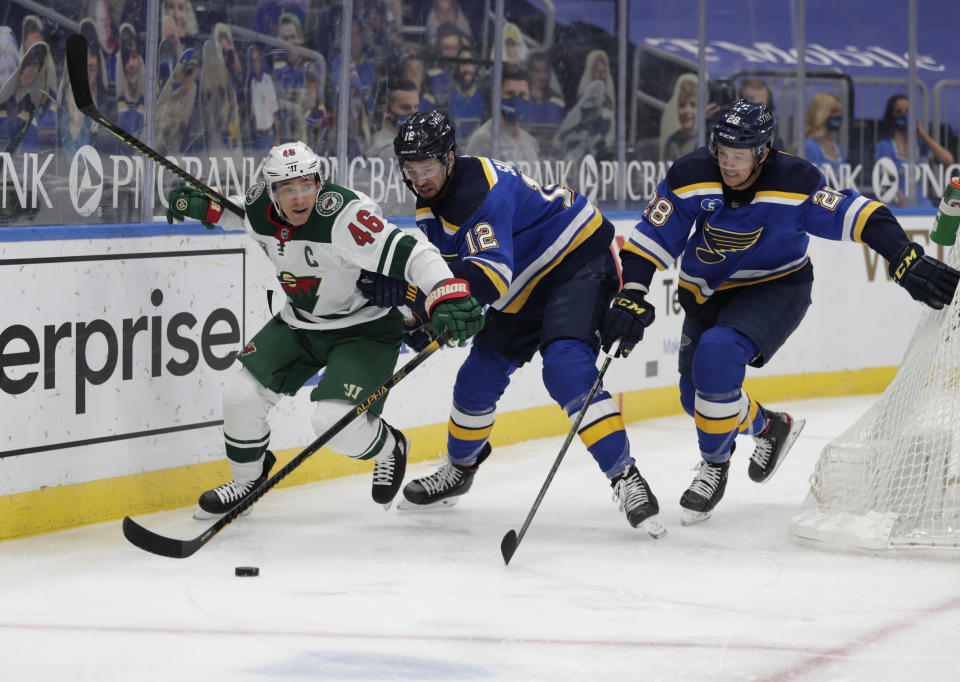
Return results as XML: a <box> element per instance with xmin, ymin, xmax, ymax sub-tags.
<box><xmin>402</xmin><ymin>310</ymin><xmax>436</xmax><ymax>352</ymax></box>
<box><xmin>356</xmin><ymin>270</ymin><xmax>426</xmax><ymax>310</ymax></box>
<box><xmin>601</xmin><ymin>288</ymin><xmax>656</xmax><ymax>358</ymax></box>
<box><xmin>890</xmin><ymin>242</ymin><xmax>960</xmax><ymax>310</ymax></box>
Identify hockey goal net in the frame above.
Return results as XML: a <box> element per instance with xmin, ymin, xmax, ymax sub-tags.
<box><xmin>790</xmin><ymin>243</ymin><xmax>960</xmax><ymax>552</ymax></box>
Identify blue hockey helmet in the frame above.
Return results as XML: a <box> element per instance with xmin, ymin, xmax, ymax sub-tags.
<box><xmin>709</xmin><ymin>98</ymin><xmax>775</xmax><ymax>161</ymax></box>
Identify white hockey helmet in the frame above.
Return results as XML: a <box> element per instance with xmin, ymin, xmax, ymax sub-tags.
<box><xmin>262</xmin><ymin>141</ymin><xmax>325</xmax><ymax>207</ymax></box>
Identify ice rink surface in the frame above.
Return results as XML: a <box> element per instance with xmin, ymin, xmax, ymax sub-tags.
<box><xmin>2</xmin><ymin>395</ymin><xmax>959</xmax><ymax>681</ymax></box>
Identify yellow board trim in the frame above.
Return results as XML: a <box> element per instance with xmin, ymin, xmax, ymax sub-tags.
<box><xmin>0</xmin><ymin>366</ymin><xmax>897</xmax><ymax>541</ymax></box>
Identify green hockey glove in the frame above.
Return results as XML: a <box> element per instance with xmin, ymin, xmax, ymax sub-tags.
<box><xmin>166</xmin><ymin>186</ymin><xmax>223</xmax><ymax>229</ymax></box>
<box><xmin>425</xmin><ymin>278</ymin><xmax>485</xmax><ymax>347</ymax></box>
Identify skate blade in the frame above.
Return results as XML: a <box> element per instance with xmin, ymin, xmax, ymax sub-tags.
<box><xmin>641</xmin><ymin>515</ymin><xmax>667</xmax><ymax>538</ymax></box>
<box><xmin>680</xmin><ymin>509</ymin><xmax>712</xmax><ymax>526</ymax></box>
<box><xmin>395</xmin><ymin>496</ymin><xmax>460</xmax><ymax>511</ymax></box>
<box><xmin>758</xmin><ymin>417</ymin><xmax>807</xmax><ymax>484</ymax></box>
<box><xmin>192</xmin><ymin>506</ymin><xmax>253</xmax><ymax>521</ymax></box>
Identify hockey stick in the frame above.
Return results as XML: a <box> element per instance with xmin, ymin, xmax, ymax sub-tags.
<box><xmin>65</xmin><ymin>33</ymin><xmax>245</xmax><ymax>218</ymax></box>
<box><xmin>122</xmin><ymin>331</ymin><xmax>451</xmax><ymax>558</ymax></box>
<box><xmin>500</xmin><ymin>341</ymin><xmax>620</xmax><ymax>565</ymax></box>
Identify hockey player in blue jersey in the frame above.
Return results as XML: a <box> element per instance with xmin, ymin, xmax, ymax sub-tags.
<box><xmin>601</xmin><ymin>99</ymin><xmax>959</xmax><ymax>525</ymax></box>
<box><xmin>357</xmin><ymin>110</ymin><xmax>664</xmax><ymax>536</ymax></box>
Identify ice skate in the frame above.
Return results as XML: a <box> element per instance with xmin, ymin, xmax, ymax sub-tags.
<box><xmin>748</xmin><ymin>407</ymin><xmax>805</xmax><ymax>483</ymax></box>
<box><xmin>679</xmin><ymin>458</ymin><xmax>730</xmax><ymax>526</ymax></box>
<box><xmin>373</xmin><ymin>424</ymin><xmax>409</xmax><ymax>509</ymax></box>
<box><xmin>611</xmin><ymin>464</ymin><xmax>666</xmax><ymax>538</ymax></box>
<box><xmin>194</xmin><ymin>450</ymin><xmax>276</xmax><ymax>520</ymax></box>
<box><xmin>397</xmin><ymin>442</ymin><xmax>491</xmax><ymax>510</ymax></box>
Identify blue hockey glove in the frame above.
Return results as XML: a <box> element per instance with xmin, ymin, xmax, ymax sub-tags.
<box><xmin>890</xmin><ymin>242</ymin><xmax>960</xmax><ymax>310</ymax></box>
<box><xmin>356</xmin><ymin>270</ymin><xmax>425</xmax><ymax>310</ymax></box>
<box><xmin>601</xmin><ymin>288</ymin><xmax>656</xmax><ymax>358</ymax></box>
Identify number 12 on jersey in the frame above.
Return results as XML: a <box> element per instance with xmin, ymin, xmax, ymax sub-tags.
<box><xmin>464</xmin><ymin>222</ymin><xmax>500</xmax><ymax>255</ymax></box>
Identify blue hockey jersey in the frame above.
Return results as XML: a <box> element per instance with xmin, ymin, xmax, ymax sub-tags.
<box><xmin>415</xmin><ymin>155</ymin><xmax>612</xmax><ymax>313</ymax></box>
<box><xmin>621</xmin><ymin>148</ymin><xmax>905</xmax><ymax>305</ymax></box>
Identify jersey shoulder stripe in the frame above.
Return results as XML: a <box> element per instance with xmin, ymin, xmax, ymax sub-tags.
<box><xmin>665</xmin><ymin>148</ymin><xmax>721</xmax><ymax>194</ymax></box>
<box><xmin>753</xmin><ymin>190</ymin><xmax>809</xmax><ymax>206</ymax></box>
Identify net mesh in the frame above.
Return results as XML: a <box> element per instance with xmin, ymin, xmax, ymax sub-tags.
<box><xmin>791</xmin><ymin>243</ymin><xmax>960</xmax><ymax>551</ymax></box>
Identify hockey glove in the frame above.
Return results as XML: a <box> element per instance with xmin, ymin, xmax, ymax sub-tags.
<box><xmin>166</xmin><ymin>186</ymin><xmax>223</xmax><ymax>230</ymax></box>
<box><xmin>890</xmin><ymin>242</ymin><xmax>960</xmax><ymax>310</ymax></box>
<box><xmin>601</xmin><ymin>288</ymin><xmax>656</xmax><ymax>358</ymax></box>
<box><xmin>425</xmin><ymin>279</ymin><xmax>485</xmax><ymax>347</ymax></box>
<box><xmin>356</xmin><ymin>270</ymin><xmax>425</xmax><ymax>310</ymax></box>
<box><xmin>402</xmin><ymin>310</ymin><xmax>436</xmax><ymax>352</ymax></box>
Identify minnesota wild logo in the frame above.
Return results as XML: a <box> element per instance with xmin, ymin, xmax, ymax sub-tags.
<box><xmin>696</xmin><ymin>221</ymin><xmax>764</xmax><ymax>264</ymax></box>
<box><xmin>316</xmin><ymin>191</ymin><xmax>344</xmax><ymax>216</ymax></box>
<box><xmin>278</xmin><ymin>271</ymin><xmax>322</xmax><ymax>312</ymax></box>
<box><xmin>246</xmin><ymin>182</ymin><xmax>265</xmax><ymax>205</ymax></box>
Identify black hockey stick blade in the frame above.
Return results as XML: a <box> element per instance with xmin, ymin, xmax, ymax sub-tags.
<box><xmin>65</xmin><ymin>33</ymin><xmax>245</xmax><ymax>218</ymax></box>
<box><xmin>121</xmin><ymin>331</ymin><xmax>452</xmax><ymax>558</ymax></box>
<box><xmin>500</xmin><ymin>344</ymin><xmax>618</xmax><ymax>566</ymax></box>
<box><xmin>123</xmin><ymin>516</ymin><xmax>202</xmax><ymax>559</ymax></box>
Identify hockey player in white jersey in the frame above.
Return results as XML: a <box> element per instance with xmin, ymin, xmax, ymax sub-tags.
<box><xmin>601</xmin><ymin>99</ymin><xmax>959</xmax><ymax>525</ymax></box>
<box><xmin>165</xmin><ymin>141</ymin><xmax>484</xmax><ymax>518</ymax></box>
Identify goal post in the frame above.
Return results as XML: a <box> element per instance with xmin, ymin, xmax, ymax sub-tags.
<box><xmin>790</xmin><ymin>238</ymin><xmax>960</xmax><ymax>552</ymax></box>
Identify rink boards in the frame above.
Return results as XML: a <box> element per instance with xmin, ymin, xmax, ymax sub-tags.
<box><xmin>0</xmin><ymin>212</ymin><xmax>939</xmax><ymax>539</ymax></box>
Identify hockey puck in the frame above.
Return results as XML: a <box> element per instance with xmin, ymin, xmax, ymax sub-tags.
<box><xmin>235</xmin><ymin>566</ymin><xmax>259</xmax><ymax>577</ymax></box>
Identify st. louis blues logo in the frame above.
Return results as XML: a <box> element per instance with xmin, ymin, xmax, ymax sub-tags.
<box><xmin>696</xmin><ymin>221</ymin><xmax>764</xmax><ymax>264</ymax></box>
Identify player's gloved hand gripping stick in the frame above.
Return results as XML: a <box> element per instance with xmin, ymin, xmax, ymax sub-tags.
<box><xmin>65</xmin><ymin>33</ymin><xmax>244</xmax><ymax>221</ymax></box>
<box><xmin>356</xmin><ymin>272</ymin><xmax>485</xmax><ymax>350</ymax></box>
<box><xmin>600</xmin><ymin>288</ymin><xmax>656</xmax><ymax>358</ymax></box>
<box><xmin>65</xmin><ymin>33</ymin><xmax>468</xmax><ymax>557</ymax></box>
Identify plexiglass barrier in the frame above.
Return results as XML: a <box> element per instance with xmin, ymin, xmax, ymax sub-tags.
<box><xmin>1</xmin><ymin>0</ymin><xmax>958</xmax><ymax>229</ymax></box>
